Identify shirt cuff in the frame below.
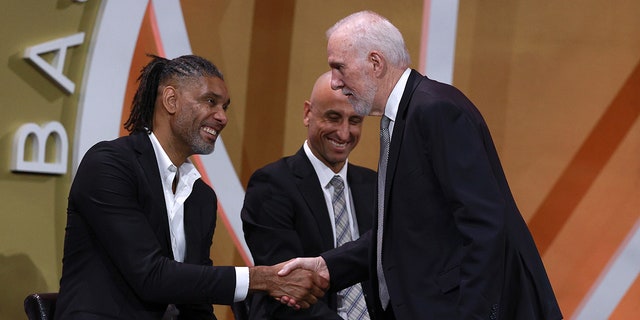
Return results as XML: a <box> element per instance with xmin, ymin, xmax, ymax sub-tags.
<box><xmin>234</xmin><ymin>267</ymin><xmax>249</xmax><ymax>302</ymax></box>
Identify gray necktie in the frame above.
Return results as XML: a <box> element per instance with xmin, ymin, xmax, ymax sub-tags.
<box><xmin>376</xmin><ymin>116</ymin><xmax>391</xmax><ymax>309</ymax></box>
<box><xmin>329</xmin><ymin>175</ymin><xmax>370</xmax><ymax>320</ymax></box>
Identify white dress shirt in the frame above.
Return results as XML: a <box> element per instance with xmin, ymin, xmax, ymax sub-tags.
<box><xmin>303</xmin><ymin>141</ymin><xmax>361</xmax><ymax>244</ymax></box>
<box><xmin>149</xmin><ymin>133</ymin><xmax>248</xmax><ymax>301</ymax></box>
<box><xmin>384</xmin><ymin>68</ymin><xmax>412</xmax><ymax>139</ymax></box>
<box><xmin>304</xmin><ymin>141</ymin><xmax>361</xmax><ymax>318</ymax></box>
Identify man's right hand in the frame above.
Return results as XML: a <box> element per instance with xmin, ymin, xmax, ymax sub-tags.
<box><xmin>276</xmin><ymin>257</ymin><xmax>330</xmax><ymax>308</ymax></box>
<box><xmin>248</xmin><ymin>260</ymin><xmax>329</xmax><ymax>309</ymax></box>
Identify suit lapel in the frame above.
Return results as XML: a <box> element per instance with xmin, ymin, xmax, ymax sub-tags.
<box><xmin>183</xmin><ymin>180</ymin><xmax>206</xmax><ymax>264</ymax></box>
<box><xmin>132</xmin><ymin>132</ymin><xmax>173</xmax><ymax>259</ymax></box>
<box><xmin>290</xmin><ymin>148</ymin><xmax>335</xmax><ymax>250</ymax></box>
<box><xmin>385</xmin><ymin>70</ymin><xmax>423</xmax><ymax>211</ymax></box>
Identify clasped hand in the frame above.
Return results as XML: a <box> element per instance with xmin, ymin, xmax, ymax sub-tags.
<box><xmin>251</xmin><ymin>258</ymin><xmax>329</xmax><ymax>309</ymax></box>
<box><xmin>275</xmin><ymin>257</ymin><xmax>330</xmax><ymax>309</ymax></box>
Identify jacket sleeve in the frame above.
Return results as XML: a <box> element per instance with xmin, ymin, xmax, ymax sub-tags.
<box><xmin>421</xmin><ymin>98</ymin><xmax>505</xmax><ymax>318</ymax></box>
<box><xmin>175</xmin><ymin>181</ymin><xmax>220</xmax><ymax>319</ymax></box>
<box><xmin>70</xmin><ymin>142</ymin><xmax>236</xmax><ymax>305</ymax></box>
<box><xmin>321</xmin><ymin>231</ymin><xmax>371</xmax><ymax>291</ymax></box>
<box><xmin>241</xmin><ymin>168</ymin><xmax>341</xmax><ymax>319</ymax></box>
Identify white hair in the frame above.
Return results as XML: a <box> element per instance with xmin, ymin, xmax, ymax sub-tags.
<box><xmin>326</xmin><ymin>11</ymin><xmax>411</xmax><ymax>68</ymax></box>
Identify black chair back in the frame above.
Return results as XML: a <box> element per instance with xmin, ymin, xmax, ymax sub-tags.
<box><xmin>24</xmin><ymin>293</ymin><xmax>58</xmax><ymax>320</ymax></box>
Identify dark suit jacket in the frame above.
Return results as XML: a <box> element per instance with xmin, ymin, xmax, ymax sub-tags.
<box><xmin>322</xmin><ymin>70</ymin><xmax>563</xmax><ymax>320</ymax></box>
<box><xmin>241</xmin><ymin>147</ymin><xmax>377</xmax><ymax>319</ymax></box>
<box><xmin>55</xmin><ymin>132</ymin><xmax>236</xmax><ymax>320</ymax></box>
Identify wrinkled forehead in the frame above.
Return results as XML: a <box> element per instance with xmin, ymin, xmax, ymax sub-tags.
<box><xmin>328</xmin><ymin>31</ymin><xmax>368</xmax><ymax>64</ymax></box>
<box><xmin>327</xmin><ymin>29</ymin><xmax>350</xmax><ymax>50</ymax></box>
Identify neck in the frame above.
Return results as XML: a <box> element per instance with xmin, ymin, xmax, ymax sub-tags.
<box><xmin>373</xmin><ymin>67</ymin><xmax>406</xmax><ymax>115</ymax></box>
<box><xmin>152</xmin><ymin>129</ymin><xmax>189</xmax><ymax>166</ymax></box>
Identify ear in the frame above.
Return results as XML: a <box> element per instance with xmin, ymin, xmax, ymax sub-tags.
<box><xmin>369</xmin><ymin>51</ymin><xmax>385</xmax><ymax>76</ymax></box>
<box><xmin>162</xmin><ymin>85</ymin><xmax>178</xmax><ymax>114</ymax></box>
<box><xmin>303</xmin><ymin>100</ymin><xmax>312</xmax><ymax>127</ymax></box>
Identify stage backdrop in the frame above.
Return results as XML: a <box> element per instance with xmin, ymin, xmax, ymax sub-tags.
<box><xmin>1</xmin><ymin>0</ymin><xmax>638</xmax><ymax>319</ymax></box>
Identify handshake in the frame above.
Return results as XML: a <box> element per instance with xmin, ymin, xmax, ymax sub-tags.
<box><xmin>249</xmin><ymin>257</ymin><xmax>329</xmax><ymax>309</ymax></box>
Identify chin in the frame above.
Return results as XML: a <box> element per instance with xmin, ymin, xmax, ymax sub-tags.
<box><xmin>193</xmin><ymin>144</ymin><xmax>215</xmax><ymax>155</ymax></box>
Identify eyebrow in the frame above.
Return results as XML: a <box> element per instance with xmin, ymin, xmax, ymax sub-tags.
<box><xmin>205</xmin><ymin>92</ymin><xmax>231</xmax><ymax>105</ymax></box>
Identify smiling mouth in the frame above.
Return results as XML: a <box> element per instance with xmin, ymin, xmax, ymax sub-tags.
<box><xmin>329</xmin><ymin>139</ymin><xmax>347</xmax><ymax>148</ymax></box>
<box><xmin>202</xmin><ymin>126</ymin><xmax>218</xmax><ymax>137</ymax></box>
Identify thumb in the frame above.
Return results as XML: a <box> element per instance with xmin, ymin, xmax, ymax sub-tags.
<box><xmin>277</xmin><ymin>258</ymin><xmax>299</xmax><ymax>276</ymax></box>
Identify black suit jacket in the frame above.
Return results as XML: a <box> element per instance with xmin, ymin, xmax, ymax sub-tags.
<box><xmin>241</xmin><ymin>147</ymin><xmax>377</xmax><ymax>319</ymax></box>
<box><xmin>55</xmin><ymin>132</ymin><xmax>236</xmax><ymax>320</ymax></box>
<box><xmin>323</xmin><ymin>70</ymin><xmax>563</xmax><ymax>320</ymax></box>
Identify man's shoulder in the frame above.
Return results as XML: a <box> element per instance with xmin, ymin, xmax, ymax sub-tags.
<box><xmin>348</xmin><ymin>163</ymin><xmax>376</xmax><ymax>177</ymax></box>
<box><xmin>86</xmin><ymin>133</ymin><xmax>143</xmax><ymax>154</ymax></box>
<box><xmin>190</xmin><ymin>178</ymin><xmax>216</xmax><ymax>202</ymax></box>
<box><xmin>346</xmin><ymin>163</ymin><xmax>377</xmax><ymax>188</ymax></box>
<box><xmin>76</xmin><ymin>134</ymin><xmax>152</xmax><ymax>177</ymax></box>
<box><xmin>254</xmin><ymin>149</ymin><xmax>306</xmax><ymax>175</ymax></box>
<box><xmin>254</xmin><ymin>155</ymin><xmax>291</xmax><ymax>175</ymax></box>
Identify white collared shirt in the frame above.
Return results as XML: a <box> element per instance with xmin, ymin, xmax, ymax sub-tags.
<box><xmin>303</xmin><ymin>141</ymin><xmax>361</xmax><ymax>247</ymax></box>
<box><xmin>149</xmin><ymin>133</ymin><xmax>202</xmax><ymax>263</ymax></box>
<box><xmin>149</xmin><ymin>133</ymin><xmax>248</xmax><ymax>302</ymax></box>
<box><xmin>384</xmin><ymin>68</ymin><xmax>412</xmax><ymax>139</ymax></box>
<box><xmin>304</xmin><ymin>141</ymin><xmax>362</xmax><ymax>319</ymax></box>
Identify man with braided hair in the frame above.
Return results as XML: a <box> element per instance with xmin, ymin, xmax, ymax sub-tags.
<box><xmin>55</xmin><ymin>55</ymin><xmax>327</xmax><ymax>320</ymax></box>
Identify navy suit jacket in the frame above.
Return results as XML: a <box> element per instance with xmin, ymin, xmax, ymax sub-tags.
<box><xmin>322</xmin><ymin>70</ymin><xmax>563</xmax><ymax>320</ymax></box>
<box><xmin>55</xmin><ymin>132</ymin><xmax>236</xmax><ymax>320</ymax></box>
<box><xmin>241</xmin><ymin>147</ymin><xmax>377</xmax><ymax>319</ymax></box>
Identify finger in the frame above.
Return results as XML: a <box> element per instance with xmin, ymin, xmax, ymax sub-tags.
<box><xmin>296</xmin><ymin>301</ymin><xmax>310</xmax><ymax>309</ymax></box>
<box><xmin>282</xmin><ymin>295</ymin><xmax>303</xmax><ymax>309</ymax></box>
<box><xmin>296</xmin><ymin>290</ymin><xmax>318</xmax><ymax>308</ymax></box>
<box><xmin>307</xmin><ymin>291</ymin><xmax>319</xmax><ymax>305</ymax></box>
<box><xmin>279</xmin><ymin>296</ymin><xmax>291</xmax><ymax>304</ymax></box>
<box><xmin>277</xmin><ymin>258</ymin><xmax>299</xmax><ymax>276</ymax></box>
<box><xmin>285</xmin><ymin>297</ymin><xmax>299</xmax><ymax>308</ymax></box>
<box><xmin>309</xmin><ymin>284</ymin><xmax>325</xmax><ymax>299</ymax></box>
<box><xmin>314</xmin><ymin>273</ymin><xmax>330</xmax><ymax>290</ymax></box>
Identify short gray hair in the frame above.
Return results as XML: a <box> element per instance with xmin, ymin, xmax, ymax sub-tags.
<box><xmin>327</xmin><ymin>11</ymin><xmax>411</xmax><ymax>68</ymax></box>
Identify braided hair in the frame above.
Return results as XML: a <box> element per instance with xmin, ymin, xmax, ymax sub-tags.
<box><xmin>124</xmin><ymin>54</ymin><xmax>224</xmax><ymax>133</ymax></box>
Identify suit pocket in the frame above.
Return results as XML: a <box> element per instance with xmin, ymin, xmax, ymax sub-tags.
<box><xmin>436</xmin><ymin>265</ymin><xmax>460</xmax><ymax>294</ymax></box>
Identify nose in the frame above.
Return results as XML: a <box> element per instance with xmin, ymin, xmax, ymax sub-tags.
<box><xmin>335</xmin><ymin>120</ymin><xmax>350</xmax><ymax>140</ymax></box>
<box><xmin>330</xmin><ymin>72</ymin><xmax>343</xmax><ymax>90</ymax></box>
<box><xmin>214</xmin><ymin>108</ymin><xmax>228</xmax><ymax>127</ymax></box>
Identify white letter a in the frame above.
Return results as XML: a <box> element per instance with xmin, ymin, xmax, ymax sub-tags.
<box><xmin>23</xmin><ymin>33</ymin><xmax>85</xmax><ymax>94</ymax></box>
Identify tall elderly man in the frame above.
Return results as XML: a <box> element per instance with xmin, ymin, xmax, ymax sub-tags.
<box><xmin>281</xmin><ymin>11</ymin><xmax>562</xmax><ymax>320</ymax></box>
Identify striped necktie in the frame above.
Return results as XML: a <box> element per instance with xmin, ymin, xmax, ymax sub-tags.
<box><xmin>376</xmin><ymin>116</ymin><xmax>391</xmax><ymax>309</ymax></box>
<box><xmin>330</xmin><ymin>175</ymin><xmax>370</xmax><ymax>320</ymax></box>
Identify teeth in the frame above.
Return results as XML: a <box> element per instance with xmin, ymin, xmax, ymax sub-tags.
<box><xmin>203</xmin><ymin>127</ymin><xmax>218</xmax><ymax>136</ymax></box>
<box><xmin>330</xmin><ymin>140</ymin><xmax>346</xmax><ymax>147</ymax></box>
